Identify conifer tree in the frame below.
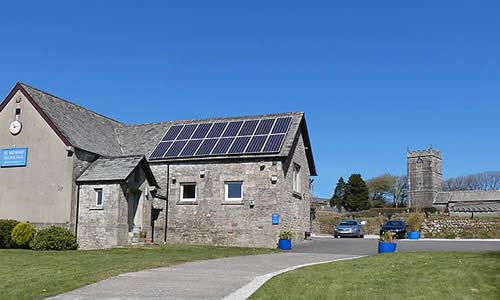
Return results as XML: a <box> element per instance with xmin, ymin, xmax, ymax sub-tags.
<box><xmin>345</xmin><ymin>174</ymin><xmax>370</xmax><ymax>211</ymax></box>
<box><xmin>330</xmin><ymin>177</ymin><xmax>346</xmax><ymax>212</ymax></box>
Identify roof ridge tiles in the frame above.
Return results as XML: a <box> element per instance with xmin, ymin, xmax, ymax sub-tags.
<box><xmin>125</xmin><ymin>111</ymin><xmax>304</xmax><ymax>127</ymax></box>
<box><xmin>18</xmin><ymin>82</ymin><xmax>125</xmax><ymax>125</ymax></box>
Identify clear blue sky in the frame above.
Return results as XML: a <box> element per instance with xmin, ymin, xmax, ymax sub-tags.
<box><xmin>1</xmin><ymin>1</ymin><xmax>499</xmax><ymax>198</ymax></box>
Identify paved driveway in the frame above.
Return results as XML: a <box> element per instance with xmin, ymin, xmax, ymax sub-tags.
<box><xmin>293</xmin><ymin>236</ymin><xmax>500</xmax><ymax>255</ymax></box>
<box><xmin>49</xmin><ymin>253</ymin><xmax>359</xmax><ymax>300</ymax></box>
<box><xmin>49</xmin><ymin>238</ymin><xmax>500</xmax><ymax>299</ymax></box>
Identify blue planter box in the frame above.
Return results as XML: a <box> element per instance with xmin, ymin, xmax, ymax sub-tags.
<box><xmin>408</xmin><ymin>232</ymin><xmax>420</xmax><ymax>239</ymax></box>
<box><xmin>279</xmin><ymin>239</ymin><xmax>292</xmax><ymax>250</ymax></box>
<box><xmin>378</xmin><ymin>241</ymin><xmax>396</xmax><ymax>253</ymax></box>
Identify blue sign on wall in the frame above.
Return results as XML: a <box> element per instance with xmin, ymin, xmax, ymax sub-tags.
<box><xmin>272</xmin><ymin>213</ymin><xmax>279</xmax><ymax>225</ymax></box>
<box><xmin>1</xmin><ymin>148</ymin><xmax>28</xmax><ymax>167</ymax></box>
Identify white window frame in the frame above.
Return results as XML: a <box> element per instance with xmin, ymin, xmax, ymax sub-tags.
<box><xmin>225</xmin><ymin>181</ymin><xmax>243</xmax><ymax>201</ymax></box>
<box><xmin>293</xmin><ymin>163</ymin><xmax>301</xmax><ymax>193</ymax></box>
<box><xmin>95</xmin><ymin>188</ymin><xmax>103</xmax><ymax>207</ymax></box>
<box><xmin>180</xmin><ymin>183</ymin><xmax>197</xmax><ymax>201</ymax></box>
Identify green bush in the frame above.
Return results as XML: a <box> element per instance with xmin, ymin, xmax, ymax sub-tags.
<box><xmin>407</xmin><ymin>212</ymin><xmax>425</xmax><ymax>232</ymax></box>
<box><xmin>278</xmin><ymin>231</ymin><xmax>292</xmax><ymax>240</ymax></box>
<box><xmin>11</xmin><ymin>222</ymin><xmax>36</xmax><ymax>248</ymax></box>
<box><xmin>0</xmin><ymin>219</ymin><xmax>20</xmax><ymax>248</ymax></box>
<box><xmin>30</xmin><ymin>226</ymin><xmax>78</xmax><ymax>250</ymax></box>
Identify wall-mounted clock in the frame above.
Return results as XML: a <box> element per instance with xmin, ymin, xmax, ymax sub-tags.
<box><xmin>9</xmin><ymin>120</ymin><xmax>22</xmax><ymax>135</ymax></box>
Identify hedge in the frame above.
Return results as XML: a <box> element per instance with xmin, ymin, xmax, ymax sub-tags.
<box><xmin>30</xmin><ymin>226</ymin><xmax>78</xmax><ymax>250</ymax></box>
<box><xmin>11</xmin><ymin>222</ymin><xmax>36</xmax><ymax>248</ymax></box>
<box><xmin>0</xmin><ymin>219</ymin><xmax>20</xmax><ymax>248</ymax></box>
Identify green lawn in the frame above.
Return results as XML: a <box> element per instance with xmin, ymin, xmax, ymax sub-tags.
<box><xmin>250</xmin><ymin>251</ymin><xmax>500</xmax><ymax>300</ymax></box>
<box><xmin>0</xmin><ymin>244</ymin><xmax>279</xmax><ymax>300</ymax></box>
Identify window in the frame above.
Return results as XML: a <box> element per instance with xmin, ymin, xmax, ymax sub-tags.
<box><xmin>180</xmin><ymin>183</ymin><xmax>197</xmax><ymax>201</ymax></box>
<box><xmin>95</xmin><ymin>188</ymin><xmax>103</xmax><ymax>206</ymax></box>
<box><xmin>293</xmin><ymin>163</ymin><xmax>301</xmax><ymax>193</ymax></box>
<box><xmin>225</xmin><ymin>181</ymin><xmax>243</xmax><ymax>201</ymax></box>
<box><xmin>416</xmin><ymin>159</ymin><xmax>424</xmax><ymax>169</ymax></box>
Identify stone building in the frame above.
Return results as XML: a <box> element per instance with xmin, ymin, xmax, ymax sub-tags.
<box><xmin>0</xmin><ymin>82</ymin><xmax>316</xmax><ymax>248</ymax></box>
<box><xmin>407</xmin><ymin>146</ymin><xmax>500</xmax><ymax>216</ymax></box>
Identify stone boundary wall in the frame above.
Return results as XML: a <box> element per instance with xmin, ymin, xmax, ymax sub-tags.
<box><xmin>312</xmin><ymin>211</ymin><xmax>500</xmax><ymax>238</ymax></box>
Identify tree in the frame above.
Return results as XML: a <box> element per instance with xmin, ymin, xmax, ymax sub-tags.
<box><xmin>443</xmin><ymin>171</ymin><xmax>500</xmax><ymax>191</ymax></box>
<box><xmin>366</xmin><ymin>174</ymin><xmax>395</xmax><ymax>208</ymax></box>
<box><xmin>345</xmin><ymin>174</ymin><xmax>370</xmax><ymax>211</ymax></box>
<box><xmin>392</xmin><ymin>175</ymin><xmax>408</xmax><ymax>207</ymax></box>
<box><xmin>330</xmin><ymin>177</ymin><xmax>346</xmax><ymax>212</ymax></box>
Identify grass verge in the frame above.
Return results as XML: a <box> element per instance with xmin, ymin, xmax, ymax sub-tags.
<box><xmin>250</xmin><ymin>251</ymin><xmax>500</xmax><ymax>300</ymax></box>
<box><xmin>0</xmin><ymin>244</ymin><xmax>279</xmax><ymax>300</ymax></box>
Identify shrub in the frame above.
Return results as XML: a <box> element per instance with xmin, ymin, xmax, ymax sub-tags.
<box><xmin>0</xmin><ymin>219</ymin><xmax>20</xmax><ymax>248</ymax></box>
<box><xmin>11</xmin><ymin>222</ymin><xmax>36</xmax><ymax>248</ymax></box>
<box><xmin>30</xmin><ymin>226</ymin><xmax>78</xmax><ymax>250</ymax></box>
<box><xmin>279</xmin><ymin>231</ymin><xmax>292</xmax><ymax>240</ymax></box>
<box><xmin>407</xmin><ymin>212</ymin><xmax>425</xmax><ymax>232</ymax></box>
<box><xmin>379</xmin><ymin>231</ymin><xmax>395</xmax><ymax>243</ymax></box>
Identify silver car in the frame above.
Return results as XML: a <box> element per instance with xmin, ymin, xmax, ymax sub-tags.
<box><xmin>334</xmin><ymin>219</ymin><xmax>364</xmax><ymax>238</ymax></box>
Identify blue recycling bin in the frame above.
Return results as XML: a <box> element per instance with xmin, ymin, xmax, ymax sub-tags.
<box><xmin>378</xmin><ymin>241</ymin><xmax>396</xmax><ymax>253</ymax></box>
<box><xmin>278</xmin><ymin>239</ymin><xmax>292</xmax><ymax>250</ymax></box>
<box><xmin>408</xmin><ymin>232</ymin><xmax>420</xmax><ymax>239</ymax></box>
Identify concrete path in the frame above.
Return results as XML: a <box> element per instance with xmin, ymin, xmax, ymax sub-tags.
<box><xmin>50</xmin><ymin>253</ymin><xmax>358</xmax><ymax>300</ymax></box>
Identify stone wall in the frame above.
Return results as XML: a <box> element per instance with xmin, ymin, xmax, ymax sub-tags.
<box><xmin>312</xmin><ymin>211</ymin><xmax>500</xmax><ymax>238</ymax></box>
<box><xmin>149</xmin><ymin>132</ymin><xmax>312</xmax><ymax>248</ymax></box>
<box><xmin>77</xmin><ymin>183</ymin><xmax>126</xmax><ymax>249</ymax></box>
<box><xmin>422</xmin><ymin>216</ymin><xmax>500</xmax><ymax>239</ymax></box>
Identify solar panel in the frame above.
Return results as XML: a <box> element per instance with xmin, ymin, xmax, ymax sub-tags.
<box><xmin>222</xmin><ymin>121</ymin><xmax>243</xmax><ymax>137</ymax></box>
<box><xmin>180</xmin><ymin>139</ymin><xmax>203</xmax><ymax>156</ymax></box>
<box><xmin>150</xmin><ymin>141</ymin><xmax>172</xmax><ymax>158</ymax></box>
<box><xmin>238</xmin><ymin>120</ymin><xmax>258</xmax><ymax>136</ymax></box>
<box><xmin>192</xmin><ymin>123</ymin><xmax>212</xmax><ymax>139</ymax></box>
<box><xmin>177</xmin><ymin>124</ymin><xmax>197</xmax><ymax>140</ymax></box>
<box><xmin>272</xmin><ymin>117</ymin><xmax>291</xmax><ymax>134</ymax></box>
<box><xmin>207</xmin><ymin>122</ymin><xmax>228</xmax><ymax>138</ymax></box>
<box><xmin>162</xmin><ymin>125</ymin><xmax>183</xmax><ymax>141</ymax></box>
<box><xmin>196</xmin><ymin>138</ymin><xmax>218</xmax><ymax>155</ymax></box>
<box><xmin>228</xmin><ymin>136</ymin><xmax>251</xmax><ymax>154</ymax></box>
<box><xmin>150</xmin><ymin>116</ymin><xmax>293</xmax><ymax>159</ymax></box>
<box><xmin>245</xmin><ymin>135</ymin><xmax>267</xmax><ymax>153</ymax></box>
<box><xmin>263</xmin><ymin>134</ymin><xmax>285</xmax><ymax>152</ymax></box>
<box><xmin>212</xmin><ymin>137</ymin><xmax>234</xmax><ymax>154</ymax></box>
<box><xmin>165</xmin><ymin>140</ymin><xmax>187</xmax><ymax>157</ymax></box>
<box><xmin>255</xmin><ymin>119</ymin><xmax>275</xmax><ymax>135</ymax></box>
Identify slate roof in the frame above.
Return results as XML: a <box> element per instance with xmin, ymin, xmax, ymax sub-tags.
<box><xmin>1</xmin><ymin>83</ymin><xmax>316</xmax><ymax>175</ymax></box>
<box><xmin>19</xmin><ymin>83</ymin><xmax>124</xmax><ymax>156</ymax></box>
<box><xmin>116</xmin><ymin>111</ymin><xmax>317</xmax><ymax>175</ymax></box>
<box><xmin>76</xmin><ymin>155</ymin><xmax>158</xmax><ymax>186</ymax></box>
<box><xmin>434</xmin><ymin>190</ymin><xmax>500</xmax><ymax>204</ymax></box>
<box><xmin>450</xmin><ymin>202</ymin><xmax>500</xmax><ymax>213</ymax></box>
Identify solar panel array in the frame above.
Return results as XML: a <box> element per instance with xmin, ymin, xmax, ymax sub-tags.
<box><xmin>149</xmin><ymin>117</ymin><xmax>292</xmax><ymax>159</ymax></box>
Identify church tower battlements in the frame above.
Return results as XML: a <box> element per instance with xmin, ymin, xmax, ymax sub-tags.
<box><xmin>407</xmin><ymin>145</ymin><xmax>443</xmax><ymax>207</ymax></box>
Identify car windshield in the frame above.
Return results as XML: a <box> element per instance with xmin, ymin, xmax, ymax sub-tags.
<box><xmin>385</xmin><ymin>221</ymin><xmax>404</xmax><ymax>226</ymax></box>
<box><xmin>339</xmin><ymin>221</ymin><xmax>358</xmax><ymax>226</ymax></box>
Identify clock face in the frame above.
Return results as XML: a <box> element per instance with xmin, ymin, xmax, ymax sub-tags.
<box><xmin>9</xmin><ymin>120</ymin><xmax>22</xmax><ymax>135</ymax></box>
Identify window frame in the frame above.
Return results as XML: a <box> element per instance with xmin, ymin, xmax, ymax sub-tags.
<box><xmin>293</xmin><ymin>163</ymin><xmax>301</xmax><ymax>193</ymax></box>
<box><xmin>180</xmin><ymin>183</ymin><xmax>197</xmax><ymax>202</ymax></box>
<box><xmin>95</xmin><ymin>188</ymin><xmax>103</xmax><ymax>207</ymax></box>
<box><xmin>225</xmin><ymin>181</ymin><xmax>243</xmax><ymax>202</ymax></box>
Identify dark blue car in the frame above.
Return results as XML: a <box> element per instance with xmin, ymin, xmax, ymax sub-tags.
<box><xmin>334</xmin><ymin>219</ymin><xmax>364</xmax><ymax>238</ymax></box>
<box><xmin>380</xmin><ymin>220</ymin><xmax>407</xmax><ymax>239</ymax></box>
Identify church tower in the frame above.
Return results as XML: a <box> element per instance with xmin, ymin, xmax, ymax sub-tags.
<box><xmin>407</xmin><ymin>145</ymin><xmax>443</xmax><ymax>207</ymax></box>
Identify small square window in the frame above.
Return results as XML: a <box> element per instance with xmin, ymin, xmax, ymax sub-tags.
<box><xmin>95</xmin><ymin>188</ymin><xmax>103</xmax><ymax>206</ymax></box>
<box><xmin>225</xmin><ymin>181</ymin><xmax>243</xmax><ymax>201</ymax></box>
<box><xmin>181</xmin><ymin>183</ymin><xmax>197</xmax><ymax>201</ymax></box>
